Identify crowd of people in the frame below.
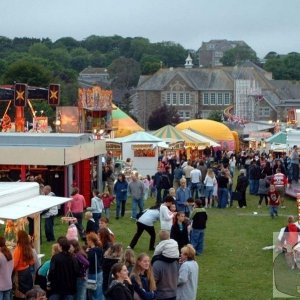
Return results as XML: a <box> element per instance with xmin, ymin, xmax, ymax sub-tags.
<box><xmin>1</xmin><ymin>145</ymin><xmax>299</xmax><ymax>300</ymax></box>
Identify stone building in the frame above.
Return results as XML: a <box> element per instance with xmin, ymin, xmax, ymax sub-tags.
<box><xmin>198</xmin><ymin>39</ymin><xmax>250</xmax><ymax>67</ymax></box>
<box><xmin>131</xmin><ymin>58</ymin><xmax>300</xmax><ymax>129</ymax></box>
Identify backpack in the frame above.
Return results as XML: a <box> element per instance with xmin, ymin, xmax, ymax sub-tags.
<box><xmin>160</xmin><ymin>173</ymin><xmax>171</xmax><ymax>189</ymax></box>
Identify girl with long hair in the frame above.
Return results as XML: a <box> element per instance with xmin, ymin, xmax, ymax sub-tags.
<box><xmin>70</xmin><ymin>239</ymin><xmax>90</xmax><ymax>300</ymax></box>
<box><xmin>0</xmin><ymin>236</ymin><xmax>14</xmax><ymax>300</ymax></box>
<box><xmin>98</xmin><ymin>227</ymin><xmax>114</xmax><ymax>253</ymax></box>
<box><xmin>204</xmin><ymin>168</ymin><xmax>217</xmax><ymax>208</ymax></box>
<box><xmin>105</xmin><ymin>263</ymin><xmax>133</xmax><ymax>300</ymax></box>
<box><xmin>86</xmin><ymin>233</ymin><xmax>104</xmax><ymax>300</ymax></box>
<box><xmin>102</xmin><ymin>243</ymin><xmax>124</xmax><ymax>295</ymax></box>
<box><xmin>120</xmin><ymin>248</ymin><xmax>136</xmax><ymax>274</ymax></box>
<box><xmin>130</xmin><ymin>253</ymin><xmax>156</xmax><ymax>300</ymax></box>
<box><xmin>13</xmin><ymin>230</ymin><xmax>35</xmax><ymax>299</ymax></box>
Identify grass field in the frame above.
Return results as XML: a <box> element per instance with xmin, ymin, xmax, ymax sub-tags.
<box><xmin>2</xmin><ymin>191</ymin><xmax>298</xmax><ymax>300</ymax></box>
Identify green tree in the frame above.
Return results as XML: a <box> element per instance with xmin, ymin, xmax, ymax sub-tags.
<box><xmin>49</xmin><ymin>48</ymin><xmax>71</xmax><ymax>68</ymax></box>
<box><xmin>53</xmin><ymin>37</ymin><xmax>79</xmax><ymax>50</ymax></box>
<box><xmin>140</xmin><ymin>54</ymin><xmax>161</xmax><ymax>75</ymax></box>
<box><xmin>29</xmin><ymin>43</ymin><xmax>50</xmax><ymax>58</ymax></box>
<box><xmin>220</xmin><ymin>45</ymin><xmax>258</xmax><ymax>66</ymax></box>
<box><xmin>108</xmin><ymin>57</ymin><xmax>140</xmax><ymax>90</ymax></box>
<box><xmin>148</xmin><ymin>103</ymin><xmax>180</xmax><ymax>130</ymax></box>
<box><xmin>69</xmin><ymin>47</ymin><xmax>90</xmax><ymax>72</ymax></box>
<box><xmin>207</xmin><ymin>110</ymin><xmax>223</xmax><ymax>122</ymax></box>
<box><xmin>3</xmin><ymin>59</ymin><xmax>51</xmax><ymax>86</ymax></box>
<box><xmin>90</xmin><ymin>51</ymin><xmax>108</xmax><ymax>67</ymax></box>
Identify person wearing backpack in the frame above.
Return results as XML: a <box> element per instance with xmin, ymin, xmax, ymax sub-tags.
<box><xmin>128</xmin><ymin>204</ymin><xmax>160</xmax><ymax>251</ymax></box>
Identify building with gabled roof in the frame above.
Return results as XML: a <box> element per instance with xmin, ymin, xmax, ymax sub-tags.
<box><xmin>131</xmin><ymin>61</ymin><xmax>300</xmax><ymax>130</ymax></box>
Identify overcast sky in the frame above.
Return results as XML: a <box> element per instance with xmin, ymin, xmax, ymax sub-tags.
<box><xmin>1</xmin><ymin>0</ymin><xmax>299</xmax><ymax>58</ymax></box>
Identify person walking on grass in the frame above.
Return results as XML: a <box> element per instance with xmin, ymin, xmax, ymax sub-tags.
<box><xmin>268</xmin><ymin>184</ymin><xmax>280</xmax><ymax>219</ymax></box>
<box><xmin>236</xmin><ymin>169</ymin><xmax>248</xmax><ymax>208</ymax></box>
<box><xmin>87</xmin><ymin>189</ymin><xmax>104</xmax><ymax>232</ymax></box>
<box><xmin>128</xmin><ymin>173</ymin><xmax>145</xmax><ymax>220</ymax></box>
<box><xmin>271</xmin><ymin>168</ymin><xmax>288</xmax><ymax>209</ymax></box>
<box><xmin>190</xmin><ymin>200</ymin><xmax>208</xmax><ymax>256</ymax></box>
<box><xmin>257</xmin><ymin>173</ymin><xmax>269</xmax><ymax>208</ymax></box>
<box><xmin>114</xmin><ymin>174</ymin><xmax>128</xmax><ymax>219</ymax></box>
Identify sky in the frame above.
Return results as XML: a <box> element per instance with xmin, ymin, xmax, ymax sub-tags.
<box><xmin>1</xmin><ymin>0</ymin><xmax>300</xmax><ymax>58</ymax></box>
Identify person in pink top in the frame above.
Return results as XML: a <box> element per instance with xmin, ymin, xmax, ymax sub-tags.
<box><xmin>68</xmin><ymin>187</ymin><xmax>86</xmax><ymax>240</ymax></box>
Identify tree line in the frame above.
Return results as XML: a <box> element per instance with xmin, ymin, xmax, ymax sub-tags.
<box><xmin>0</xmin><ymin>35</ymin><xmax>299</xmax><ymax>128</ymax></box>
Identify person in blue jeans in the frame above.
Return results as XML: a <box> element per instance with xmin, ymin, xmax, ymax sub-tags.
<box><xmin>113</xmin><ymin>174</ymin><xmax>128</xmax><ymax>219</ymax></box>
<box><xmin>190</xmin><ymin>199</ymin><xmax>208</xmax><ymax>255</ymax></box>
<box><xmin>128</xmin><ymin>173</ymin><xmax>145</xmax><ymax>219</ymax></box>
<box><xmin>217</xmin><ymin>170</ymin><xmax>229</xmax><ymax>208</ymax></box>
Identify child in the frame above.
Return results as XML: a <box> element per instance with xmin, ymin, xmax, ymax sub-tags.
<box><xmin>257</xmin><ymin>173</ymin><xmax>269</xmax><ymax>208</ymax></box>
<box><xmin>66</xmin><ymin>222</ymin><xmax>79</xmax><ymax>241</ymax></box>
<box><xmin>170</xmin><ymin>211</ymin><xmax>190</xmax><ymax>251</ymax></box>
<box><xmin>186</xmin><ymin>197</ymin><xmax>195</xmax><ymax>218</ymax></box>
<box><xmin>100</xmin><ymin>216</ymin><xmax>115</xmax><ymax>242</ymax></box>
<box><xmin>190</xmin><ymin>199</ymin><xmax>208</xmax><ymax>255</ymax></box>
<box><xmin>85</xmin><ymin>211</ymin><xmax>96</xmax><ymax>234</ymax></box>
<box><xmin>120</xmin><ymin>248</ymin><xmax>136</xmax><ymax>274</ymax></box>
<box><xmin>152</xmin><ymin>230</ymin><xmax>180</xmax><ymax>264</ymax></box>
<box><xmin>86</xmin><ymin>189</ymin><xmax>104</xmax><ymax>232</ymax></box>
<box><xmin>143</xmin><ymin>175</ymin><xmax>151</xmax><ymax>201</ymax></box>
<box><xmin>150</xmin><ymin>175</ymin><xmax>157</xmax><ymax>198</ymax></box>
<box><xmin>268</xmin><ymin>184</ymin><xmax>280</xmax><ymax>218</ymax></box>
<box><xmin>170</xmin><ymin>203</ymin><xmax>177</xmax><ymax>225</ymax></box>
<box><xmin>169</xmin><ymin>188</ymin><xmax>176</xmax><ymax>201</ymax></box>
<box><xmin>101</xmin><ymin>192</ymin><xmax>115</xmax><ymax>220</ymax></box>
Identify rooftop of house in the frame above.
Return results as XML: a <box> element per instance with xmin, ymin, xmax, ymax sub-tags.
<box><xmin>79</xmin><ymin>67</ymin><xmax>109</xmax><ymax>75</ymax></box>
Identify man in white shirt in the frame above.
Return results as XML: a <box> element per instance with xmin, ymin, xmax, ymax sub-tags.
<box><xmin>190</xmin><ymin>165</ymin><xmax>202</xmax><ymax>199</ymax></box>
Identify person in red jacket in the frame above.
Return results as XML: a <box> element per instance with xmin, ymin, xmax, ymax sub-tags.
<box><xmin>271</xmin><ymin>168</ymin><xmax>288</xmax><ymax>208</ymax></box>
<box><xmin>268</xmin><ymin>184</ymin><xmax>280</xmax><ymax>219</ymax></box>
<box><xmin>281</xmin><ymin>215</ymin><xmax>300</xmax><ymax>269</ymax></box>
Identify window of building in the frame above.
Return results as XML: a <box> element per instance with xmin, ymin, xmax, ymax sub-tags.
<box><xmin>210</xmin><ymin>93</ymin><xmax>216</xmax><ymax>105</ymax></box>
<box><xmin>217</xmin><ymin>93</ymin><xmax>223</xmax><ymax>105</ymax></box>
<box><xmin>224</xmin><ymin>93</ymin><xmax>230</xmax><ymax>105</ymax></box>
<box><xmin>179</xmin><ymin>93</ymin><xmax>184</xmax><ymax>105</ymax></box>
<box><xmin>172</xmin><ymin>93</ymin><xmax>177</xmax><ymax>105</ymax></box>
<box><xmin>259</xmin><ymin>107</ymin><xmax>270</xmax><ymax>117</ymax></box>
<box><xmin>185</xmin><ymin>93</ymin><xmax>190</xmax><ymax>105</ymax></box>
<box><xmin>178</xmin><ymin>111</ymin><xmax>184</xmax><ymax>119</ymax></box>
<box><xmin>166</xmin><ymin>93</ymin><xmax>171</xmax><ymax>105</ymax></box>
<box><xmin>203</xmin><ymin>93</ymin><xmax>209</xmax><ymax>105</ymax></box>
<box><xmin>185</xmin><ymin>111</ymin><xmax>190</xmax><ymax>119</ymax></box>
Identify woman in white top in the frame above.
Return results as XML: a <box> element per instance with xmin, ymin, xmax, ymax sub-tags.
<box><xmin>204</xmin><ymin>168</ymin><xmax>217</xmax><ymax>208</ymax></box>
<box><xmin>159</xmin><ymin>196</ymin><xmax>176</xmax><ymax>231</ymax></box>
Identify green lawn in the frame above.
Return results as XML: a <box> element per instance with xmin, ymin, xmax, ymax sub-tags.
<box><xmin>2</xmin><ymin>192</ymin><xmax>298</xmax><ymax>299</ymax></box>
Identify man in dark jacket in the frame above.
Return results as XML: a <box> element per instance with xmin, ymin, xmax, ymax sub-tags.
<box><xmin>236</xmin><ymin>169</ymin><xmax>249</xmax><ymax>208</ymax></box>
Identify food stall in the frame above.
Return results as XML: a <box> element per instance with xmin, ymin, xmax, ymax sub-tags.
<box><xmin>0</xmin><ymin>182</ymin><xmax>71</xmax><ymax>253</ymax></box>
<box><xmin>107</xmin><ymin>131</ymin><xmax>163</xmax><ymax>176</ymax></box>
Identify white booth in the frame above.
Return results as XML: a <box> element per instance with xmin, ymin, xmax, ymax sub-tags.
<box><xmin>107</xmin><ymin>131</ymin><xmax>163</xmax><ymax>176</ymax></box>
<box><xmin>0</xmin><ymin>182</ymin><xmax>71</xmax><ymax>253</ymax></box>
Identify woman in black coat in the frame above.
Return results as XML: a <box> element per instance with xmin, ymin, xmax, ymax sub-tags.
<box><xmin>236</xmin><ymin>169</ymin><xmax>249</xmax><ymax>208</ymax></box>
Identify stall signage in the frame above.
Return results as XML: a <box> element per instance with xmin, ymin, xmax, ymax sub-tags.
<box><xmin>170</xmin><ymin>141</ymin><xmax>184</xmax><ymax>150</ymax></box>
<box><xmin>106</xmin><ymin>142</ymin><xmax>122</xmax><ymax>151</ymax></box>
<box><xmin>249</xmin><ymin>131</ymin><xmax>272</xmax><ymax>139</ymax></box>
<box><xmin>78</xmin><ymin>86</ymin><xmax>112</xmax><ymax>111</ymax></box>
<box><xmin>131</xmin><ymin>144</ymin><xmax>153</xmax><ymax>150</ymax></box>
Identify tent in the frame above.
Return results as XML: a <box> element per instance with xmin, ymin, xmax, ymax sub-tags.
<box><xmin>112</xmin><ymin>105</ymin><xmax>144</xmax><ymax>138</ymax></box>
<box><xmin>107</xmin><ymin>131</ymin><xmax>162</xmax><ymax>176</ymax></box>
<box><xmin>176</xmin><ymin>119</ymin><xmax>235</xmax><ymax>150</ymax></box>
<box><xmin>182</xmin><ymin>129</ymin><xmax>221</xmax><ymax>147</ymax></box>
<box><xmin>0</xmin><ymin>182</ymin><xmax>71</xmax><ymax>253</ymax></box>
<box><xmin>265</xmin><ymin>131</ymin><xmax>287</xmax><ymax>144</ymax></box>
<box><xmin>152</xmin><ymin>125</ymin><xmax>206</xmax><ymax>147</ymax></box>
